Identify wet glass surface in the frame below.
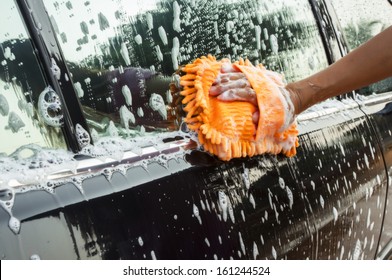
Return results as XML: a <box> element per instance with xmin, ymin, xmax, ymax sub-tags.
<box><xmin>43</xmin><ymin>0</ymin><xmax>328</xmax><ymax>141</ymax></box>
<box><xmin>0</xmin><ymin>0</ymin><xmax>67</xmax><ymax>155</ymax></box>
<box><xmin>331</xmin><ymin>0</ymin><xmax>392</xmax><ymax>95</ymax></box>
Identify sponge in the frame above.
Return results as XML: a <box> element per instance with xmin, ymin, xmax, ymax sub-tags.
<box><xmin>179</xmin><ymin>55</ymin><xmax>298</xmax><ymax>161</ymax></box>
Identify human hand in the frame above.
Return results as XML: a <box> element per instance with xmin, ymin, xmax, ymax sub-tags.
<box><xmin>209</xmin><ymin>63</ymin><xmax>257</xmax><ymax>105</ymax></box>
<box><xmin>209</xmin><ymin>63</ymin><xmax>259</xmax><ymax>124</ymax></box>
<box><xmin>209</xmin><ymin>62</ymin><xmax>296</xmax><ymax>128</ymax></box>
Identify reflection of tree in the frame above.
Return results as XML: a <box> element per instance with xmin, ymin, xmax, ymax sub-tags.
<box><xmin>118</xmin><ymin>0</ymin><xmax>320</xmax><ymax>75</ymax></box>
<box><xmin>343</xmin><ymin>20</ymin><xmax>386</xmax><ymax>49</ymax></box>
<box><xmin>74</xmin><ymin>0</ymin><xmax>324</xmax><ymax>89</ymax></box>
<box><xmin>76</xmin><ymin>0</ymin><xmax>321</xmax><ymax>76</ymax></box>
<box><xmin>69</xmin><ymin>0</ymin><xmax>324</xmax><ymax>75</ymax></box>
<box><xmin>343</xmin><ymin>21</ymin><xmax>392</xmax><ymax>95</ymax></box>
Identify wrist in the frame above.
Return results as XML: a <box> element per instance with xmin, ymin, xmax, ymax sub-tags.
<box><xmin>278</xmin><ymin>86</ymin><xmax>297</xmax><ymax>131</ymax></box>
<box><xmin>285</xmin><ymin>83</ymin><xmax>303</xmax><ymax>115</ymax></box>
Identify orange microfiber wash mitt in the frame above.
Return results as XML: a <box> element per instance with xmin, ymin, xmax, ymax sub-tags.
<box><xmin>179</xmin><ymin>55</ymin><xmax>299</xmax><ymax>161</ymax></box>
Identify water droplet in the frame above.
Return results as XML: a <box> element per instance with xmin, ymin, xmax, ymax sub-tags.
<box><xmin>253</xmin><ymin>242</ymin><xmax>259</xmax><ymax>260</ymax></box>
<box><xmin>146</xmin><ymin>13</ymin><xmax>153</xmax><ymax>30</ymax></box>
<box><xmin>228</xmin><ymin>203</ymin><xmax>235</xmax><ymax>223</ymax></box>
<box><xmin>218</xmin><ymin>191</ymin><xmax>228</xmax><ymax>221</ymax></box>
<box><xmin>120</xmin><ymin>43</ymin><xmax>131</xmax><ymax>66</ymax></box>
<box><xmin>75</xmin><ymin>124</ymin><xmax>91</xmax><ymax>148</ymax></box>
<box><xmin>193</xmin><ymin>204</ymin><xmax>202</xmax><ymax>225</ymax></box>
<box><xmin>249</xmin><ymin>193</ymin><xmax>256</xmax><ymax>209</ymax></box>
<box><xmin>38</xmin><ymin>87</ymin><xmax>63</xmax><ymax>127</ymax></box>
<box><xmin>320</xmin><ymin>195</ymin><xmax>325</xmax><ymax>208</ymax></box>
<box><xmin>286</xmin><ymin>186</ymin><xmax>293</xmax><ymax>209</ymax></box>
<box><xmin>239</xmin><ymin>232</ymin><xmax>246</xmax><ymax>255</ymax></box>
<box><xmin>271</xmin><ymin>246</ymin><xmax>277</xmax><ymax>259</ymax></box>
<box><xmin>134</xmin><ymin>34</ymin><xmax>142</xmax><ymax>45</ymax></box>
<box><xmin>138</xmin><ymin>236</ymin><xmax>144</xmax><ymax>247</ymax></box>
<box><xmin>0</xmin><ymin>94</ymin><xmax>10</xmax><ymax>116</ymax></box>
<box><xmin>339</xmin><ymin>142</ymin><xmax>345</xmax><ymax>157</ymax></box>
<box><xmin>122</xmin><ymin>85</ymin><xmax>132</xmax><ymax>106</ymax></box>
<box><xmin>242</xmin><ymin>166</ymin><xmax>250</xmax><ymax>189</ymax></box>
<box><xmin>366</xmin><ymin>209</ymin><xmax>371</xmax><ymax>228</ymax></box>
<box><xmin>150</xmin><ymin>250</ymin><xmax>157</xmax><ymax>260</ymax></box>
<box><xmin>172</xmin><ymin>1</ymin><xmax>181</xmax><ymax>32</ymax></box>
<box><xmin>155</xmin><ymin>45</ymin><xmax>163</xmax><ymax>61</ymax></box>
<box><xmin>9</xmin><ymin>216</ymin><xmax>20</xmax><ymax>234</ymax></box>
<box><xmin>278</xmin><ymin>177</ymin><xmax>285</xmax><ymax>189</ymax></box>
<box><xmin>119</xmin><ymin>105</ymin><xmax>135</xmax><ymax>134</ymax></box>
<box><xmin>137</xmin><ymin>107</ymin><xmax>144</xmax><ymax>117</ymax></box>
<box><xmin>204</xmin><ymin>237</ymin><xmax>210</xmax><ymax>247</ymax></box>
<box><xmin>364</xmin><ymin>153</ymin><xmax>370</xmax><ymax>169</ymax></box>
<box><xmin>333</xmin><ymin>207</ymin><xmax>338</xmax><ymax>223</ymax></box>
<box><xmin>269</xmin><ymin>34</ymin><xmax>278</xmax><ymax>54</ymax></box>
<box><xmin>30</xmin><ymin>254</ymin><xmax>40</xmax><ymax>260</ymax></box>
<box><xmin>255</xmin><ymin>26</ymin><xmax>261</xmax><ymax>50</ymax></box>
<box><xmin>7</xmin><ymin>111</ymin><xmax>25</xmax><ymax>133</ymax></box>
<box><xmin>352</xmin><ymin>240</ymin><xmax>362</xmax><ymax>260</ymax></box>
<box><xmin>149</xmin><ymin>93</ymin><xmax>167</xmax><ymax>120</ymax></box>
<box><xmin>158</xmin><ymin>26</ymin><xmax>168</xmax><ymax>45</ymax></box>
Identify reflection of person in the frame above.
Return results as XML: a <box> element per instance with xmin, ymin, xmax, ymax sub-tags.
<box><xmin>69</xmin><ymin>63</ymin><xmax>178</xmax><ymax>133</ymax></box>
<box><xmin>210</xmin><ymin>26</ymin><xmax>392</xmax><ymax>125</ymax></box>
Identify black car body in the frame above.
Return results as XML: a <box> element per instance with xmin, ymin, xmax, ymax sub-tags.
<box><xmin>0</xmin><ymin>0</ymin><xmax>391</xmax><ymax>260</ymax></box>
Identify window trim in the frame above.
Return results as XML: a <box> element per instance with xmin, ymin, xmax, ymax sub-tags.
<box><xmin>16</xmin><ymin>0</ymin><xmax>90</xmax><ymax>152</ymax></box>
<box><xmin>7</xmin><ymin>137</ymin><xmax>195</xmax><ymax>189</ymax></box>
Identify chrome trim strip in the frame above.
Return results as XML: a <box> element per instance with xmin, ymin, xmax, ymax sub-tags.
<box><xmin>359</xmin><ymin>91</ymin><xmax>392</xmax><ymax>107</ymax></box>
<box><xmin>8</xmin><ymin>139</ymin><xmax>196</xmax><ymax>188</ymax></box>
<box><xmin>377</xmin><ymin>238</ymin><xmax>392</xmax><ymax>260</ymax></box>
<box><xmin>297</xmin><ymin>91</ymin><xmax>392</xmax><ymax>122</ymax></box>
<box><xmin>297</xmin><ymin>99</ymin><xmax>358</xmax><ymax>122</ymax></box>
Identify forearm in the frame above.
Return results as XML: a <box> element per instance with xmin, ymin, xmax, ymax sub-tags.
<box><xmin>287</xmin><ymin>26</ymin><xmax>392</xmax><ymax>115</ymax></box>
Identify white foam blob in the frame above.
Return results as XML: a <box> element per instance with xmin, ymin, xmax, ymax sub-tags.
<box><xmin>149</xmin><ymin>93</ymin><xmax>167</xmax><ymax>120</ymax></box>
<box><xmin>120</xmin><ymin>42</ymin><xmax>131</xmax><ymax>66</ymax></box>
<box><xmin>75</xmin><ymin>124</ymin><xmax>91</xmax><ymax>148</ymax></box>
<box><xmin>121</xmin><ymin>85</ymin><xmax>132</xmax><ymax>106</ymax></box>
<box><xmin>158</xmin><ymin>26</ymin><xmax>168</xmax><ymax>45</ymax></box>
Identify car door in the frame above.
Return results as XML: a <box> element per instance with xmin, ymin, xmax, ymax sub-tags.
<box><xmin>0</xmin><ymin>0</ymin><xmax>388</xmax><ymax>260</ymax></box>
<box><xmin>329</xmin><ymin>0</ymin><xmax>392</xmax><ymax>259</ymax></box>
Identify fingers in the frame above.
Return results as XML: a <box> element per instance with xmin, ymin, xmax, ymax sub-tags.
<box><xmin>208</xmin><ymin>63</ymin><xmax>257</xmax><ymax>104</ymax></box>
<box><xmin>212</xmin><ymin>72</ymin><xmax>247</xmax><ymax>85</ymax></box>
<box><xmin>217</xmin><ymin>88</ymin><xmax>257</xmax><ymax>105</ymax></box>
<box><xmin>252</xmin><ymin>111</ymin><xmax>259</xmax><ymax>125</ymax></box>
<box><xmin>210</xmin><ymin>78</ymin><xmax>251</xmax><ymax>96</ymax></box>
<box><xmin>209</xmin><ymin>85</ymin><xmax>221</xmax><ymax>96</ymax></box>
<box><xmin>221</xmin><ymin>62</ymin><xmax>239</xmax><ymax>73</ymax></box>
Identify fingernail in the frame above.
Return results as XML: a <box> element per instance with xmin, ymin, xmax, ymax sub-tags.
<box><xmin>252</xmin><ymin>111</ymin><xmax>259</xmax><ymax>124</ymax></box>
<box><xmin>209</xmin><ymin>87</ymin><xmax>219</xmax><ymax>96</ymax></box>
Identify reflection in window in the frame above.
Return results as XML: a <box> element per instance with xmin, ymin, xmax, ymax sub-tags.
<box><xmin>44</xmin><ymin>0</ymin><xmax>328</xmax><ymax>140</ymax></box>
<box><xmin>331</xmin><ymin>0</ymin><xmax>392</xmax><ymax>95</ymax></box>
<box><xmin>0</xmin><ymin>0</ymin><xmax>66</xmax><ymax>155</ymax></box>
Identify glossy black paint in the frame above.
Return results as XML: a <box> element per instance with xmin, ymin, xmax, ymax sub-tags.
<box><xmin>356</xmin><ymin>96</ymin><xmax>392</xmax><ymax>259</ymax></box>
<box><xmin>0</xmin><ymin>106</ymin><xmax>387</xmax><ymax>259</ymax></box>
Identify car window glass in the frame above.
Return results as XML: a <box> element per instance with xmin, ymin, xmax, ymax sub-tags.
<box><xmin>43</xmin><ymin>0</ymin><xmax>329</xmax><ymax>141</ymax></box>
<box><xmin>0</xmin><ymin>0</ymin><xmax>67</xmax><ymax>156</ymax></box>
<box><xmin>331</xmin><ymin>0</ymin><xmax>392</xmax><ymax>95</ymax></box>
